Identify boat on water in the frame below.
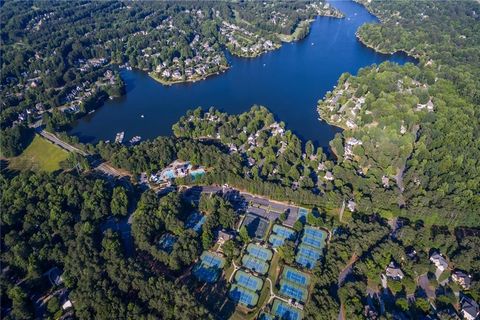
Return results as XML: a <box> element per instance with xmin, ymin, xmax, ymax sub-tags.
<box><xmin>129</xmin><ymin>136</ymin><xmax>142</xmax><ymax>145</ymax></box>
<box><xmin>115</xmin><ymin>131</ymin><xmax>125</xmax><ymax>144</ymax></box>
<box><xmin>141</xmin><ymin>114</ymin><xmax>144</xmax><ymax>118</ymax></box>
<box><xmin>88</xmin><ymin>110</ymin><xmax>95</xmax><ymax>114</ymax></box>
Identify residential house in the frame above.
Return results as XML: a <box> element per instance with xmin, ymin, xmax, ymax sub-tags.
<box><xmin>430</xmin><ymin>253</ymin><xmax>448</xmax><ymax>272</ymax></box>
<box><xmin>385</xmin><ymin>261</ymin><xmax>405</xmax><ymax>280</ymax></box>
<box><xmin>452</xmin><ymin>270</ymin><xmax>472</xmax><ymax>290</ymax></box>
<box><xmin>460</xmin><ymin>296</ymin><xmax>479</xmax><ymax>320</ymax></box>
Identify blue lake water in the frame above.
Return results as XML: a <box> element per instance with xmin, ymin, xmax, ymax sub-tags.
<box><xmin>70</xmin><ymin>0</ymin><xmax>415</xmax><ymax>146</ymax></box>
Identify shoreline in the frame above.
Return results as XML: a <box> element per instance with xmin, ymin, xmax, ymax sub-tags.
<box><xmin>148</xmin><ymin>65</ymin><xmax>230</xmax><ymax>86</ymax></box>
<box><xmin>355</xmin><ymin>31</ymin><xmax>420</xmax><ymax>60</ymax></box>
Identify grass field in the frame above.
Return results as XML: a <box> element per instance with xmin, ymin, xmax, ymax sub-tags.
<box><xmin>8</xmin><ymin>135</ymin><xmax>69</xmax><ymax>172</ymax></box>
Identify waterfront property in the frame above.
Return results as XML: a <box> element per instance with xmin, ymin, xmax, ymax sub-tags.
<box><xmin>150</xmin><ymin>160</ymin><xmax>205</xmax><ymax>184</ymax></box>
<box><xmin>193</xmin><ymin>251</ymin><xmax>226</xmax><ymax>283</ymax></box>
<box><xmin>71</xmin><ymin>0</ymin><xmax>414</xmax><ymax>147</ymax></box>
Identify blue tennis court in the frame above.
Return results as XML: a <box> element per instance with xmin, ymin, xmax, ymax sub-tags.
<box><xmin>201</xmin><ymin>252</ymin><xmax>225</xmax><ymax>268</ymax></box>
<box><xmin>258</xmin><ymin>312</ymin><xmax>274</xmax><ymax>320</ymax></box>
<box><xmin>304</xmin><ymin>227</ymin><xmax>326</xmax><ymax>239</ymax></box>
<box><xmin>247</xmin><ymin>244</ymin><xmax>273</xmax><ymax>261</ymax></box>
<box><xmin>297</xmin><ymin>244</ymin><xmax>322</xmax><ymax>260</ymax></box>
<box><xmin>272</xmin><ymin>299</ymin><xmax>302</xmax><ymax>320</ymax></box>
<box><xmin>272</xmin><ymin>225</ymin><xmax>296</xmax><ymax>240</ymax></box>
<box><xmin>297</xmin><ymin>208</ymin><xmax>309</xmax><ymax>223</ymax></box>
<box><xmin>279</xmin><ymin>280</ymin><xmax>307</xmax><ymax>302</ymax></box>
<box><xmin>192</xmin><ymin>264</ymin><xmax>220</xmax><ymax>283</ymax></box>
<box><xmin>185</xmin><ymin>211</ymin><xmax>206</xmax><ymax>232</ymax></box>
<box><xmin>229</xmin><ymin>285</ymin><xmax>259</xmax><ymax>307</ymax></box>
<box><xmin>282</xmin><ymin>266</ymin><xmax>310</xmax><ymax>286</ymax></box>
<box><xmin>301</xmin><ymin>235</ymin><xmax>323</xmax><ymax>248</ymax></box>
<box><xmin>268</xmin><ymin>234</ymin><xmax>285</xmax><ymax>248</ymax></box>
<box><xmin>235</xmin><ymin>270</ymin><xmax>263</xmax><ymax>291</ymax></box>
<box><xmin>242</xmin><ymin>255</ymin><xmax>269</xmax><ymax>274</ymax></box>
<box><xmin>295</xmin><ymin>254</ymin><xmax>317</xmax><ymax>269</ymax></box>
<box><xmin>193</xmin><ymin>251</ymin><xmax>226</xmax><ymax>283</ymax></box>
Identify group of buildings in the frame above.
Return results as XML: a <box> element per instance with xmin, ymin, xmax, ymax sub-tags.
<box><xmin>382</xmin><ymin>252</ymin><xmax>477</xmax><ymax>320</ymax></box>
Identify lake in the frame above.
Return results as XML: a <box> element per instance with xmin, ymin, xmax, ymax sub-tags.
<box><xmin>70</xmin><ymin>0</ymin><xmax>415</xmax><ymax>146</ymax></box>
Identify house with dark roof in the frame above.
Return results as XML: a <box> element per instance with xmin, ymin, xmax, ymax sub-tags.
<box><xmin>452</xmin><ymin>270</ymin><xmax>472</xmax><ymax>290</ymax></box>
<box><xmin>385</xmin><ymin>261</ymin><xmax>405</xmax><ymax>280</ymax></box>
<box><xmin>460</xmin><ymin>295</ymin><xmax>479</xmax><ymax>320</ymax></box>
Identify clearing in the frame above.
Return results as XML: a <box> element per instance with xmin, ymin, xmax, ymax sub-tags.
<box><xmin>9</xmin><ymin>135</ymin><xmax>69</xmax><ymax>172</ymax></box>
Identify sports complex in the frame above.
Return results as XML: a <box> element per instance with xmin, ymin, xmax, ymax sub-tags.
<box><xmin>184</xmin><ymin>193</ymin><xmax>329</xmax><ymax>320</ymax></box>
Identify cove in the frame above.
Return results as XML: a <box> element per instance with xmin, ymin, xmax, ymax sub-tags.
<box><xmin>70</xmin><ymin>0</ymin><xmax>415</xmax><ymax>146</ymax></box>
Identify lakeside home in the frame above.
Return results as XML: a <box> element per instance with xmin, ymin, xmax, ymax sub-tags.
<box><xmin>150</xmin><ymin>160</ymin><xmax>205</xmax><ymax>184</ymax></box>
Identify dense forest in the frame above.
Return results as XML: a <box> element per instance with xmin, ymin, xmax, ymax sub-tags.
<box><xmin>0</xmin><ymin>172</ymin><xmax>211</xmax><ymax>319</ymax></box>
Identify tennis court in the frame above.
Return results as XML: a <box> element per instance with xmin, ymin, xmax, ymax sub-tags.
<box><xmin>268</xmin><ymin>234</ymin><xmax>286</xmax><ymax>248</ymax></box>
<box><xmin>297</xmin><ymin>207</ymin><xmax>309</xmax><ymax>223</ymax></box>
<box><xmin>304</xmin><ymin>226</ymin><xmax>326</xmax><ymax>239</ymax></box>
<box><xmin>272</xmin><ymin>225</ymin><xmax>296</xmax><ymax>240</ymax></box>
<box><xmin>185</xmin><ymin>211</ymin><xmax>206</xmax><ymax>232</ymax></box>
<box><xmin>201</xmin><ymin>251</ymin><xmax>225</xmax><ymax>268</ymax></box>
<box><xmin>229</xmin><ymin>285</ymin><xmax>259</xmax><ymax>308</ymax></box>
<box><xmin>242</xmin><ymin>213</ymin><xmax>269</xmax><ymax>239</ymax></box>
<box><xmin>279</xmin><ymin>280</ymin><xmax>307</xmax><ymax>302</ymax></box>
<box><xmin>258</xmin><ymin>312</ymin><xmax>274</xmax><ymax>320</ymax></box>
<box><xmin>297</xmin><ymin>244</ymin><xmax>322</xmax><ymax>261</ymax></box>
<box><xmin>272</xmin><ymin>299</ymin><xmax>303</xmax><ymax>320</ymax></box>
<box><xmin>234</xmin><ymin>270</ymin><xmax>263</xmax><ymax>291</ymax></box>
<box><xmin>242</xmin><ymin>255</ymin><xmax>269</xmax><ymax>274</ymax></box>
<box><xmin>193</xmin><ymin>251</ymin><xmax>226</xmax><ymax>283</ymax></box>
<box><xmin>282</xmin><ymin>266</ymin><xmax>310</xmax><ymax>287</ymax></box>
<box><xmin>193</xmin><ymin>263</ymin><xmax>221</xmax><ymax>283</ymax></box>
<box><xmin>295</xmin><ymin>254</ymin><xmax>317</xmax><ymax>269</ymax></box>
<box><xmin>301</xmin><ymin>235</ymin><xmax>324</xmax><ymax>248</ymax></box>
<box><xmin>247</xmin><ymin>244</ymin><xmax>273</xmax><ymax>261</ymax></box>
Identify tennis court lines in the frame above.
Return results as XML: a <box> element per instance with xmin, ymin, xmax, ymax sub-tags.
<box><xmin>295</xmin><ymin>226</ymin><xmax>327</xmax><ymax>270</ymax></box>
<box><xmin>268</xmin><ymin>224</ymin><xmax>297</xmax><ymax>248</ymax></box>
<box><xmin>278</xmin><ymin>266</ymin><xmax>310</xmax><ymax>303</ymax></box>
<box><xmin>193</xmin><ymin>251</ymin><xmax>225</xmax><ymax>283</ymax></box>
<box><xmin>229</xmin><ymin>270</ymin><xmax>264</xmax><ymax>308</ymax></box>
<box><xmin>271</xmin><ymin>299</ymin><xmax>303</xmax><ymax>320</ymax></box>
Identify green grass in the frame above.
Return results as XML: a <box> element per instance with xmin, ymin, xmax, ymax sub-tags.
<box><xmin>9</xmin><ymin>135</ymin><xmax>69</xmax><ymax>172</ymax></box>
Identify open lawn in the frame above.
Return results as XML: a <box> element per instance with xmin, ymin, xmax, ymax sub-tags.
<box><xmin>8</xmin><ymin>135</ymin><xmax>69</xmax><ymax>172</ymax></box>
